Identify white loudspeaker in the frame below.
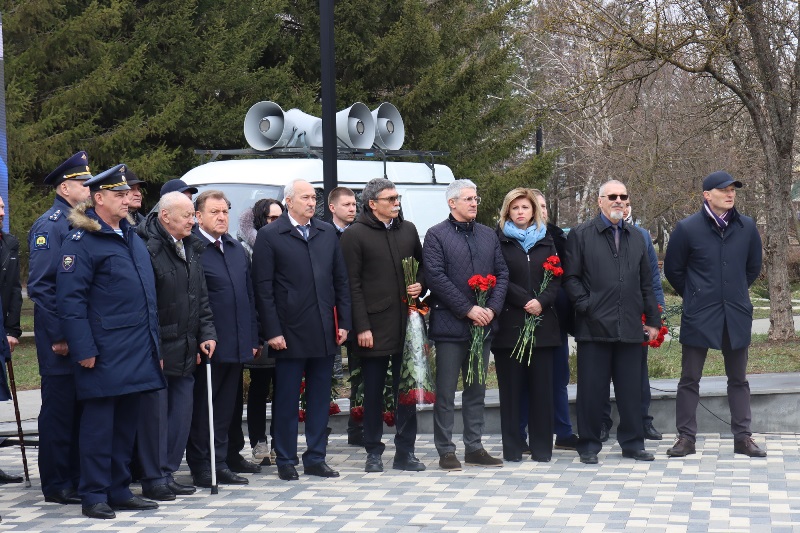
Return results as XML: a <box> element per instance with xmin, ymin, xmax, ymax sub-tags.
<box><xmin>284</xmin><ymin>109</ymin><xmax>323</xmax><ymax>147</ymax></box>
<box><xmin>336</xmin><ymin>102</ymin><xmax>376</xmax><ymax>149</ymax></box>
<box><xmin>244</xmin><ymin>101</ymin><xmax>293</xmax><ymax>150</ymax></box>
<box><xmin>371</xmin><ymin>103</ymin><xmax>405</xmax><ymax>150</ymax></box>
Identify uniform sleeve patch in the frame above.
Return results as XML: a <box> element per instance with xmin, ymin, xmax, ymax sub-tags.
<box><xmin>33</xmin><ymin>232</ymin><xmax>49</xmax><ymax>250</ymax></box>
<box><xmin>60</xmin><ymin>255</ymin><xmax>76</xmax><ymax>272</ymax></box>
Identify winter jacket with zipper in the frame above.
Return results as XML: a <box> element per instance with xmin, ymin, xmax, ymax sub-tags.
<box><xmin>339</xmin><ymin>209</ymin><xmax>425</xmax><ymax>357</ymax></box>
<box><xmin>136</xmin><ymin>212</ymin><xmax>217</xmax><ymax>377</ymax></box>
<box><xmin>564</xmin><ymin>214</ymin><xmax>660</xmax><ymax>343</ymax></box>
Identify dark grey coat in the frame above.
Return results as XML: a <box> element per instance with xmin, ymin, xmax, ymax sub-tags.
<box><xmin>340</xmin><ymin>210</ymin><xmax>424</xmax><ymax>358</ymax></box>
<box><xmin>564</xmin><ymin>214</ymin><xmax>660</xmax><ymax>343</ymax></box>
<box><xmin>663</xmin><ymin>207</ymin><xmax>762</xmax><ymax>350</ymax></box>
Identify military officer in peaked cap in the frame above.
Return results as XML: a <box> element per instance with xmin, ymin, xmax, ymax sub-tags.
<box><xmin>125</xmin><ymin>170</ymin><xmax>147</xmax><ymax>225</ymax></box>
<box><xmin>57</xmin><ymin>164</ymin><xmax>166</xmax><ymax>519</ymax></box>
<box><xmin>27</xmin><ymin>151</ymin><xmax>93</xmax><ymax>505</ymax></box>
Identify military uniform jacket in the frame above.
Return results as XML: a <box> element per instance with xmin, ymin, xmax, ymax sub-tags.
<box><xmin>27</xmin><ymin>195</ymin><xmax>74</xmax><ymax>376</ymax></box>
<box><xmin>56</xmin><ymin>205</ymin><xmax>165</xmax><ymax>400</ymax></box>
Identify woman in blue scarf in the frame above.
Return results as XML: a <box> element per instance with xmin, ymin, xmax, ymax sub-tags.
<box><xmin>492</xmin><ymin>188</ymin><xmax>562</xmax><ymax>462</ymax></box>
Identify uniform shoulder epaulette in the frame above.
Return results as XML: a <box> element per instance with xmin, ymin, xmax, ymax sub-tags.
<box><xmin>71</xmin><ymin>230</ymin><xmax>84</xmax><ymax>241</ymax></box>
<box><xmin>48</xmin><ymin>209</ymin><xmax>62</xmax><ymax>221</ymax></box>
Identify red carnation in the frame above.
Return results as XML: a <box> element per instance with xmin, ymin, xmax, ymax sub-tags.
<box><xmin>552</xmin><ymin>267</ymin><xmax>564</xmax><ymax>277</ymax></box>
<box><xmin>383</xmin><ymin>411</ymin><xmax>395</xmax><ymax>427</ymax></box>
<box><xmin>546</xmin><ymin>255</ymin><xmax>560</xmax><ymax>265</ymax></box>
<box><xmin>298</xmin><ymin>409</ymin><xmax>306</xmax><ymax>423</ymax></box>
<box><xmin>468</xmin><ymin>275</ymin><xmax>483</xmax><ymax>289</ymax></box>
<box><xmin>424</xmin><ymin>391</ymin><xmax>436</xmax><ymax>404</ymax></box>
<box><xmin>350</xmin><ymin>405</ymin><xmax>364</xmax><ymax>423</ymax></box>
<box><xmin>486</xmin><ymin>274</ymin><xmax>497</xmax><ymax>288</ymax></box>
<box><xmin>329</xmin><ymin>402</ymin><xmax>341</xmax><ymax>415</ymax></box>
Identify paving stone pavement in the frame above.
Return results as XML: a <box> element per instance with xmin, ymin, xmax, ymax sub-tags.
<box><xmin>0</xmin><ymin>433</ymin><xmax>798</xmax><ymax>532</ymax></box>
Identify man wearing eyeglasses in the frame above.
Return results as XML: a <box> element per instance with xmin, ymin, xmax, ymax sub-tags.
<box><xmin>564</xmin><ymin>179</ymin><xmax>661</xmax><ymax>465</ymax></box>
<box><xmin>424</xmin><ymin>179</ymin><xmax>509</xmax><ymax>471</ymax></box>
<box><xmin>340</xmin><ymin>178</ymin><xmax>426</xmax><ymax>473</ymax></box>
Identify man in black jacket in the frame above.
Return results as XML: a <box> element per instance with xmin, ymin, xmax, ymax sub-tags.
<box><xmin>135</xmin><ymin>191</ymin><xmax>217</xmax><ymax>499</ymax></box>
<box><xmin>0</xmin><ymin>196</ymin><xmax>22</xmax><ymax>356</ymax></box>
<box><xmin>564</xmin><ymin>180</ymin><xmax>661</xmax><ymax>465</ymax></box>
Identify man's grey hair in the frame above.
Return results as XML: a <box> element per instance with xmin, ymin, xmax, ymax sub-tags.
<box><xmin>160</xmin><ymin>191</ymin><xmax>193</xmax><ymax>217</ymax></box>
<box><xmin>361</xmin><ymin>178</ymin><xmax>396</xmax><ymax>208</ymax></box>
<box><xmin>446</xmin><ymin>179</ymin><xmax>478</xmax><ymax>202</ymax></box>
<box><xmin>284</xmin><ymin>179</ymin><xmax>310</xmax><ymax>202</ymax></box>
<box><xmin>598</xmin><ymin>180</ymin><xmax>626</xmax><ymax>197</ymax></box>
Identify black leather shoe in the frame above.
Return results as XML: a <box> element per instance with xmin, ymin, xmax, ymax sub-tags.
<box><xmin>0</xmin><ymin>469</ymin><xmax>22</xmax><ymax>484</ymax></box>
<box><xmin>142</xmin><ymin>484</ymin><xmax>176</xmax><ymax>501</ymax></box>
<box><xmin>228</xmin><ymin>454</ymin><xmax>262</xmax><ymax>474</ymax></box>
<box><xmin>599</xmin><ymin>424</ymin><xmax>610</xmax><ymax>443</ymax></box>
<box><xmin>304</xmin><ymin>461</ymin><xmax>339</xmax><ymax>478</ymax></box>
<box><xmin>216</xmin><ymin>468</ymin><xmax>249</xmax><ymax>485</ymax></box>
<box><xmin>167</xmin><ymin>480</ymin><xmax>196</xmax><ymax>495</ymax></box>
<box><xmin>192</xmin><ymin>471</ymin><xmax>213</xmax><ymax>488</ymax></box>
<box><xmin>347</xmin><ymin>429</ymin><xmax>364</xmax><ymax>446</ymax></box>
<box><xmin>392</xmin><ymin>452</ymin><xmax>426</xmax><ymax>472</ymax></box>
<box><xmin>110</xmin><ymin>496</ymin><xmax>159</xmax><ymax>511</ymax></box>
<box><xmin>643</xmin><ymin>421</ymin><xmax>663</xmax><ymax>440</ymax></box>
<box><xmin>579</xmin><ymin>452</ymin><xmax>599</xmax><ymax>464</ymax></box>
<box><xmin>365</xmin><ymin>453</ymin><xmax>383</xmax><ymax>473</ymax></box>
<box><xmin>277</xmin><ymin>464</ymin><xmax>299</xmax><ymax>481</ymax></box>
<box><xmin>44</xmin><ymin>488</ymin><xmax>81</xmax><ymax>505</ymax></box>
<box><xmin>82</xmin><ymin>502</ymin><xmax>116</xmax><ymax>519</ymax></box>
<box><xmin>622</xmin><ymin>449</ymin><xmax>655</xmax><ymax>461</ymax></box>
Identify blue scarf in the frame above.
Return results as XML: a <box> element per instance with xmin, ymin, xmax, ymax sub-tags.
<box><xmin>503</xmin><ymin>220</ymin><xmax>546</xmax><ymax>252</ymax></box>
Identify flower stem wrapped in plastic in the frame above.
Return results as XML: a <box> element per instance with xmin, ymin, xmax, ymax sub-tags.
<box><xmin>398</xmin><ymin>257</ymin><xmax>436</xmax><ymax>406</ymax></box>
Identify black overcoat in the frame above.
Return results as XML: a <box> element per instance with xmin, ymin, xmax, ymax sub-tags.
<box><xmin>251</xmin><ymin>213</ymin><xmax>352</xmax><ymax>359</ymax></box>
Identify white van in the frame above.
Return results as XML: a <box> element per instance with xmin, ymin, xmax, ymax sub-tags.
<box><xmin>180</xmin><ymin>157</ymin><xmax>455</xmax><ymax>239</ymax></box>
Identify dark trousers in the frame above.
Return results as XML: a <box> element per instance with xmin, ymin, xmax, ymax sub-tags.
<box><xmin>496</xmin><ymin>348</ymin><xmax>554</xmax><ymax>461</ymax></box>
<box><xmin>78</xmin><ymin>393</ymin><xmax>141</xmax><ymax>506</ymax></box>
<box><xmin>676</xmin><ymin>326</ymin><xmax>752</xmax><ymax>442</ymax></box>
<box><xmin>38</xmin><ymin>375</ymin><xmax>81</xmax><ymax>497</ymax></box>
<box><xmin>187</xmin><ymin>362</ymin><xmax>242</xmax><ymax>473</ymax></box>
<box><xmin>602</xmin><ymin>345</ymin><xmax>653</xmax><ymax>430</ymax></box>
<box><xmin>433</xmin><ymin>340</ymin><xmax>491</xmax><ymax>455</ymax></box>
<box><xmin>361</xmin><ymin>354</ymin><xmax>417</xmax><ymax>456</ymax></box>
<box><xmin>346</xmin><ymin>349</ymin><xmax>363</xmax><ymax>437</ymax></box>
<box><xmin>246</xmin><ymin>367</ymin><xmax>275</xmax><ymax>448</ymax></box>
<box><xmin>227</xmin><ymin>372</ymin><xmax>245</xmax><ymax>461</ymax></box>
<box><xmin>576</xmin><ymin>341</ymin><xmax>644</xmax><ymax>455</ymax></box>
<box><xmin>273</xmin><ymin>356</ymin><xmax>333</xmax><ymax>468</ymax></box>
<box><xmin>136</xmin><ymin>375</ymin><xmax>194</xmax><ymax>489</ymax></box>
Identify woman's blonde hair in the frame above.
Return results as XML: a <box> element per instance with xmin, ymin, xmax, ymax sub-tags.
<box><xmin>498</xmin><ymin>188</ymin><xmax>544</xmax><ymax>229</ymax></box>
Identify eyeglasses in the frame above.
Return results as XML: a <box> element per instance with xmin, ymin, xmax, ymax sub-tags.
<box><xmin>459</xmin><ymin>196</ymin><xmax>481</xmax><ymax>205</ymax></box>
<box><xmin>376</xmin><ymin>195</ymin><xmax>402</xmax><ymax>203</ymax></box>
<box><xmin>600</xmin><ymin>194</ymin><xmax>629</xmax><ymax>201</ymax></box>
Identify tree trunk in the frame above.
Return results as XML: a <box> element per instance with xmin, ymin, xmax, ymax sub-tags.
<box><xmin>763</xmin><ymin>154</ymin><xmax>796</xmax><ymax>340</ymax></box>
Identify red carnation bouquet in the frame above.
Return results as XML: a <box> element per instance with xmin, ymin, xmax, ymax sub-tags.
<box><xmin>642</xmin><ymin>304</ymin><xmax>670</xmax><ymax>348</ymax></box>
<box><xmin>512</xmin><ymin>255</ymin><xmax>563</xmax><ymax>365</ymax></box>
<box><xmin>398</xmin><ymin>257</ymin><xmax>436</xmax><ymax>406</ymax></box>
<box><xmin>466</xmin><ymin>273</ymin><xmax>497</xmax><ymax>385</ymax></box>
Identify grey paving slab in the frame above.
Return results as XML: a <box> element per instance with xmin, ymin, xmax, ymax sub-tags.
<box><xmin>0</xmin><ymin>433</ymin><xmax>794</xmax><ymax>531</ymax></box>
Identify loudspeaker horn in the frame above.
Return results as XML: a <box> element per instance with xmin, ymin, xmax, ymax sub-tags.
<box><xmin>336</xmin><ymin>102</ymin><xmax>375</xmax><ymax>149</ymax></box>
<box><xmin>284</xmin><ymin>109</ymin><xmax>323</xmax><ymax>147</ymax></box>
<box><xmin>371</xmin><ymin>103</ymin><xmax>405</xmax><ymax>150</ymax></box>
<box><xmin>244</xmin><ymin>101</ymin><xmax>293</xmax><ymax>150</ymax></box>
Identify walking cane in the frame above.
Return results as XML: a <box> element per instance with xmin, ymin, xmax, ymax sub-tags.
<box><xmin>6</xmin><ymin>360</ymin><xmax>31</xmax><ymax>487</ymax></box>
<box><xmin>203</xmin><ymin>344</ymin><xmax>218</xmax><ymax>495</ymax></box>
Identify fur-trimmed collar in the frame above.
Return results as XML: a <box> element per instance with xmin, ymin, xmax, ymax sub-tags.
<box><xmin>68</xmin><ymin>201</ymin><xmax>137</xmax><ymax>232</ymax></box>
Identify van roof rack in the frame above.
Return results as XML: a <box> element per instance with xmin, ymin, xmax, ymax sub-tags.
<box><xmin>193</xmin><ymin>147</ymin><xmax>449</xmax><ymax>183</ymax></box>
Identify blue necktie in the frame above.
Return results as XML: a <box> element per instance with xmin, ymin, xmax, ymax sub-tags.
<box><xmin>297</xmin><ymin>224</ymin><xmax>309</xmax><ymax>241</ymax></box>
